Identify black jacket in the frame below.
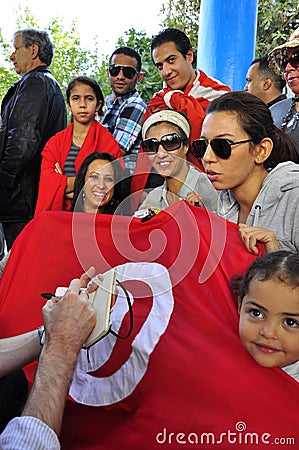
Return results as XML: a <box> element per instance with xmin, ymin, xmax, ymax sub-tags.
<box><xmin>0</xmin><ymin>66</ymin><xmax>66</xmax><ymax>222</ymax></box>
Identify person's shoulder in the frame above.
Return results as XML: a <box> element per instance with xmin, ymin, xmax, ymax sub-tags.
<box><xmin>94</xmin><ymin>120</ymin><xmax>119</xmax><ymax>139</ymax></box>
<box><xmin>123</xmin><ymin>91</ymin><xmax>147</xmax><ymax>108</ymax></box>
<box><xmin>22</xmin><ymin>66</ymin><xmax>62</xmax><ymax>90</ymax></box>
<box><xmin>270</xmin><ymin>97</ymin><xmax>292</xmax><ymax>114</ymax></box>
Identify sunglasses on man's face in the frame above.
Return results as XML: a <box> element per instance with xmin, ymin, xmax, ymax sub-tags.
<box><xmin>142</xmin><ymin>133</ymin><xmax>184</xmax><ymax>153</ymax></box>
<box><xmin>280</xmin><ymin>52</ymin><xmax>299</xmax><ymax>72</ymax></box>
<box><xmin>192</xmin><ymin>138</ymin><xmax>253</xmax><ymax>160</ymax></box>
<box><xmin>108</xmin><ymin>64</ymin><xmax>138</xmax><ymax>79</ymax></box>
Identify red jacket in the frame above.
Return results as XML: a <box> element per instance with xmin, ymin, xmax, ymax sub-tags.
<box><xmin>35</xmin><ymin>120</ymin><xmax>122</xmax><ymax>214</ymax></box>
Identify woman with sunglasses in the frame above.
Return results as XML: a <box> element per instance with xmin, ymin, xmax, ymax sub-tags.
<box><xmin>193</xmin><ymin>90</ymin><xmax>299</xmax><ymax>254</ymax></box>
<box><xmin>268</xmin><ymin>27</ymin><xmax>299</xmax><ymax>152</ymax></box>
<box><xmin>35</xmin><ymin>76</ymin><xmax>122</xmax><ymax>215</ymax></box>
<box><xmin>137</xmin><ymin>109</ymin><xmax>219</xmax><ymax>212</ymax></box>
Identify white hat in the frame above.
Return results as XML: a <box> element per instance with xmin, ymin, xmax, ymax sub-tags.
<box><xmin>142</xmin><ymin>110</ymin><xmax>191</xmax><ymax>140</ymax></box>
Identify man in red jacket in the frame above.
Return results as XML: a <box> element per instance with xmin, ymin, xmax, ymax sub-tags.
<box><xmin>130</xmin><ymin>28</ymin><xmax>230</xmax><ymax>210</ymax></box>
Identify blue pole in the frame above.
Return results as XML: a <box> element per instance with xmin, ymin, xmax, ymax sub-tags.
<box><xmin>197</xmin><ymin>0</ymin><xmax>258</xmax><ymax>90</ymax></box>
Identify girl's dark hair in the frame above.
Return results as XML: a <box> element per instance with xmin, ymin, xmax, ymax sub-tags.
<box><xmin>66</xmin><ymin>76</ymin><xmax>104</xmax><ymax>116</ymax></box>
<box><xmin>230</xmin><ymin>251</ymin><xmax>299</xmax><ymax>304</ymax></box>
<box><xmin>206</xmin><ymin>91</ymin><xmax>299</xmax><ymax>169</ymax></box>
<box><xmin>72</xmin><ymin>152</ymin><xmax>127</xmax><ymax>215</ymax></box>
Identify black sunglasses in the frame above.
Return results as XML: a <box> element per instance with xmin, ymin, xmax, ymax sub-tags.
<box><xmin>280</xmin><ymin>52</ymin><xmax>299</xmax><ymax>72</ymax></box>
<box><xmin>109</xmin><ymin>64</ymin><xmax>138</xmax><ymax>79</ymax></box>
<box><xmin>192</xmin><ymin>138</ymin><xmax>253</xmax><ymax>160</ymax></box>
<box><xmin>142</xmin><ymin>133</ymin><xmax>184</xmax><ymax>153</ymax></box>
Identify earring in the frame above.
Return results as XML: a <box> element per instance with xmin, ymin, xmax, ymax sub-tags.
<box><xmin>82</xmin><ymin>189</ymin><xmax>86</xmax><ymax>202</ymax></box>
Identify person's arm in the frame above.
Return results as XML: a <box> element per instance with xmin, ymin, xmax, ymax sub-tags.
<box><xmin>21</xmin><ymin>277</ymin><xmax>96</xmax><ymax>436</ymax></box>
<box><xmin>0</xmin><ymin>329</ymin><xmax>41</xmax><ymax>378</ymax></box>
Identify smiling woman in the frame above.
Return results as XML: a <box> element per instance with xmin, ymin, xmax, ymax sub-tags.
<box><xmin>137</xmin><ymin>109</ymin><xmax>219</xmax><ymax>212</ymax></box>
<box><xmin>72</xmin><ymin>152</ymin><xmax>129</xmax><ymax>215</ymax></box>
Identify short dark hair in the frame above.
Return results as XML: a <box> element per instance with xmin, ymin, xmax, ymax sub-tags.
<box><xmin>151</xmin><ymin>28</ymin><xmax>193</xmax><ymax>60</ymax></box>
<box><xmin>231</xmin><ymin>251</ymin><xmax>299</xmax><ymax>304</ymax></box>
<box><xmin>251</xmin><ymin>56</ymin><xmax>286</xmax><ymax>92</ymax></box>
<box><xmin>72</xmin><ymin>152</ymin><xmax>126</xmax><ymax>215</ymax></box>
<box><xmin>206</xmin><ymin>91</ymin><xmax>299</xmax><ymax>169</ymax></box>
<box><xmin>66</xmin><ymin>76</ymin><xmax>104</xmax><ymax>116</ymax></box>
<box><xmin>109</xmin><ymin>47</ymin><xmax>142</xmax><ymax>72</ymax></box>
<box><xmin>14</xmin><ymin>29</ymin><xmax>54</xmax><ymax>66</ymax></box>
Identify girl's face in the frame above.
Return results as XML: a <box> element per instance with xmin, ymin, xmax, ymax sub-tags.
<box><xmin>83</xmin><ymin>159</ymin><xmax>115</xmax><ymax>213</ymax></box>
<box><xmin>68</xmin><ymin>82</ymin><xmax>101</xmax><ymax>125</ymax></box>
<box><xmin>201</xmin><ymin>111</ymin><xmax>262</xmax><ymax>192</ymax></box>
<box><xmin>239</xmin><ymin>278</ymin><xmax>299</xmax><ymax>368</ymax></box>
<box><xmin>146</xmin><ymin>123</ymin><xmax>188</xmax><ymax>180</ymax></box>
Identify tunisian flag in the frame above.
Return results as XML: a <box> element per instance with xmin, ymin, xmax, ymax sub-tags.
<box><xmin>0</xmin><ymin>202</ymin><xmax>298</xmax><ymax>449</ymax></box>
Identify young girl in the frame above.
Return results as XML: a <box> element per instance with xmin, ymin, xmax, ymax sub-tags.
<box><xmin>231</xmin><ymin>251</ymin><xmax>299</xmax><ymax>381</ymax></box>
<box><xmin>35</xmin><ymin>76</ymin><xmax>122</xmax><ymax>214</ymax></box>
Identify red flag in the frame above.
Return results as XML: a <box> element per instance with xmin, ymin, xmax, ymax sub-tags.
<box><xmin>0</xmin><ymin>202</ymin><xmax>297</xmax><ymax>450</ymax></box>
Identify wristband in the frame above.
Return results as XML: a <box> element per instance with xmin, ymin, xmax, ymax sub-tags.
<box><xmin>38</xmin><ymin>325</ymin><xmax>45</xmax><ymax>345</ymax></box>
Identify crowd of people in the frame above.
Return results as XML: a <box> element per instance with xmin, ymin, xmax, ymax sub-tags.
<box><xmin>0</xmin><ymin>22</ymin><xmax>299</xmax><ymax>449</ymax></box>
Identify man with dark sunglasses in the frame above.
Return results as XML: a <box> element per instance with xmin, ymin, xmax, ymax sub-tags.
<box><xmin>268</xmin><ymin>27</ymin><xmax>299</xmax><ymax>152</ymax></box>
<box><xmin>130</xmin><ymin>28</ymin><xmax>230</xmax><ymax>210</ymax></box>
<box><xmin>101</xmin><ymin>47</ymin><xmax>147</xmax><ymax>175</ymax></box>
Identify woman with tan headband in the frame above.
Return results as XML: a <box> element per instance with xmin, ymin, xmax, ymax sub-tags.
<box><xmin>137</xmin><ymin>110</ymin><xmax>218</xmax><ymax>212</ymax></box>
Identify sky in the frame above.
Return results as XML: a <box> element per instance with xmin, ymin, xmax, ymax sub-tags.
<box><xmin>1</xmin><ymin>0</ymin><xmax>166</xmax><ymax>59</ymax></box>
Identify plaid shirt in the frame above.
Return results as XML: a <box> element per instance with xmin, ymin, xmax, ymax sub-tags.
<box><xmin>101</xmin><ymin>90</ymin><xmax>147</xmax><ymax>173</ymax></box>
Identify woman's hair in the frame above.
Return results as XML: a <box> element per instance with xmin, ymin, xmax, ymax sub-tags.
<box><xmin>206</xmin><ymin>91</ymin><xmax>299</xmax><ymax>169</ymax></box>
<box><xmin>72</xmin><ymin>152</ymin><xmax>126</xmax><ymax>215</ymax></box>
<box><xmin>230</xmin><ymin>251</ymin><xmax>299</xmax><ymax>304</ymax></box>
<box><xmin>66</xmin><ymin>76</ymin><xmax>104</xmax><ymax>116</ymax></box>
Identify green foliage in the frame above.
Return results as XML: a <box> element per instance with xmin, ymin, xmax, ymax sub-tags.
<box><xmin>0</xmin><ymin>10</ymin><xmax>106</xmax><ymax>102</ymax></box>
<box><xmin>1</xmin><ymin>1</ymin><xmax>298</xmax><ymax>107</ymax></box>
<box><xmin>160</xmin><ymin>0</ymin><xmax>299</xmax><ymax>58</ymax></box>
<box><xmin>115</xmin><ymin>28</ymin><xmax>162</xmax><ymax>103</ymax></box>
<box><xmin>0</xmin><ymin>9</ymin><xmax>161</xmax><ymax>106</ymax></box>
<box><xmin>255</xmin><ymin>1</ymin><xmax>299</xmax><ymax>56</ymax></box>
<box><xmin>161</xmin><ymin>0</ymin><xmax>201</xmax><ymax>50</ymax></box>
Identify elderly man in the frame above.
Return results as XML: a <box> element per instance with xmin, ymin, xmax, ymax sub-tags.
<box><xmin>268</xmin><ymin>27</ymin><xmax>299</xmax><ymax>152</ymax></box>
<box><xmin>0</xmin><ymin>28</ymin><xmax>66</xmax><ymax>249</ymax></box>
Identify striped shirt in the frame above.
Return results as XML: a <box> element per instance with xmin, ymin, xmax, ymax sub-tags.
<box><xmin>0</xmin><ymin>416</ymin><xmax>60</xmax><ymax>449</ymax></box>
<box><xmin>63</xmin><ymin>142</ymin><xmax>80</xmax><ymax>176</ymax></box>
